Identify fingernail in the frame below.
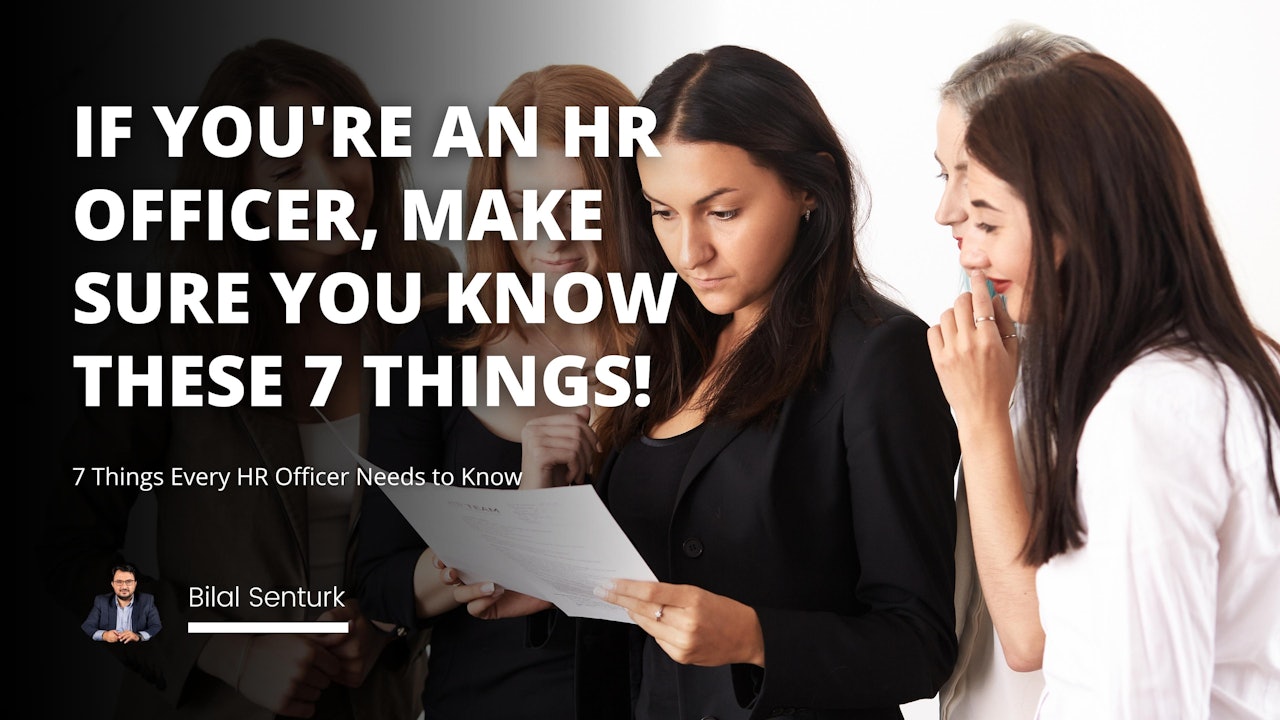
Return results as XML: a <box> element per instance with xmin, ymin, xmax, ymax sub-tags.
<box><xmin>481</xmin><ymin>582</ymin><xmax>495</xmax><ymax>594</ymax></box>
<box><xmin>592</xmin><ymin>585</ymin><xmax>608</xmax><ymax>599</ymax></box>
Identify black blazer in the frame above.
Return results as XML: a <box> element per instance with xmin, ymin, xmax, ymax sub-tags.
<box><xmin>579</xmin><ymin>296</ymin><xmax>960</xmax><ymax>720</ymax></box>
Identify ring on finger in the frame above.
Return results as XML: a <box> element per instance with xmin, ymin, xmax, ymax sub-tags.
<box><xmin>975</xmin><ymin>316</ymin><xmax>997</xmax><ymax>324</ymax></box>
<box><xmin>1001</xmin><ymin>332</ymin><xmax>1018</xmax><ymax>340</ymax></box>
<box><xmin>654</xmin><ymin>605</ymin><xmax>664</xmax><ymax>621</ymax></box>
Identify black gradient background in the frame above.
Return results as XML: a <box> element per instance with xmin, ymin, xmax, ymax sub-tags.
<box><xmin>36</xmin><ymin>2</ymin><xmax>653</xmax><ymax>714</ymax></box>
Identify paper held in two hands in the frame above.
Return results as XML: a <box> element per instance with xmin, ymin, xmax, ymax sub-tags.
<box><xmin>361</xmin><ymin>457</ymin><xmax>657</xmax><ymax>625</ymax></box>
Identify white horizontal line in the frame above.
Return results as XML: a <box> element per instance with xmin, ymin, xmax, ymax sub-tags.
<box><xmin>187</xmin><ymin>621</ymin><xmax>348</xmax><ymax>634</ymax></box>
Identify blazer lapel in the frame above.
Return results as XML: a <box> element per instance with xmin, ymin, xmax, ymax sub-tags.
<box><xmin>671</xmin><ymin>392</ymin><xmax>802</xmax><ymax>511</ymax></box>
<box><xmin>672</xmin><ymin>421</ymin><xmax>748</xmax><ymax>510</ymax></box>
<box><xmin>235</xmin><ymin>406</ymin><xmax>309</xmax><ymax>573</ymax></box>
<box><xmin>347</xmin><ymin>347</ymin><xmax>376</xmax><ymax>546</ymax></box>
<box><xmin>342</xmin><ymin>337</ymin><xmax>380</xmax><ymax>578</ymax></box>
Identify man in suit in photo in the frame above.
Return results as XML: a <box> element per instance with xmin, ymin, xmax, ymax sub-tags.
<box><xmin>82</xmin><ymin>563</ymin><xmax>162</xmax><ymax>643</ymax></box>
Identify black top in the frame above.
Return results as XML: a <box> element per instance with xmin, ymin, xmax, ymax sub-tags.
<box><xmin>355</xmin><ymin>313</ymin><xmax>574</xmax><ymax>720</ymax></box>
<box><xmin>575</xmin><ymin>295</ymin><xmax>961</xmax><ymax>720</ymax></box>
<box><xmin>420</xmin><ymin>410</ymin><xmax>575</xmax><ymax>719</ymax></box>
<box><xmin>608</xmin><ymin>426</ymin><xmax>706</xmax><ymax>574</ymax></box>
<box><xmin>607</xmin><ymin>425</ymin><xmax>707</xmax><ymax>720</ymax></box>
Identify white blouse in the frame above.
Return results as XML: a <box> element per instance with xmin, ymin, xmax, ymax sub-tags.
<box><xmin>1035</xmin><ymin>349</ymin><xmax>1280</xmax><ymax>719</ymax></box>
<box><xmin>942</xmin><ymin>393</ymin><xmax>1045</xmax><ymax>720</ymax></box>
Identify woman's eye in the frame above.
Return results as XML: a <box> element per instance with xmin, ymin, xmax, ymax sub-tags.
<box><xmin>650</xmin><ymin>208</ymin><xmax>673</xmax><ymax>220</ymax></box>
<box><xmin>975</xmin><ymin>222</ymin><xmax>997</xmax><ymax>233</ymax></box>
<box><xmin>710</xmin><ymin>209</ymin><xmax>738</xmax><ymax>220</ymax></box>
<box><xmin>936</xmin><ymin>171</ymin><xmax>949</xmax><ymax>181</ymax></box>
<box><xmin>270</xmin><ymin>166</ymin><xmax>300</xmax><ymax>181</ymax></box>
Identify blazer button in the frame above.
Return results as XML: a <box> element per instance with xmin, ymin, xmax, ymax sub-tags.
<box><xmin>682</xmin><ymin>538</ymin><xmax>704</xmax><ymax>558</ymax></box>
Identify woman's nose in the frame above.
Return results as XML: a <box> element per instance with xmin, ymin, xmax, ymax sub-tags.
<box><xmin>678</xmin><ymin>220</ymin><xmax>714</xmax><ymax>270</ymax></box>
<box><xmin>934</xmin><ymin>180</ymin><xmax>967</xmax><ymax>229</ymax></box>
<box><xmin>551</xmin><ymin>201</ymin><xmax>575</xmax><ymax>239</ymax></box>
<box><xmin>302</xmin><ymin>157</ymin><xmax>344</xmax><ymax>192</ymax></box>
<box><xmin>959</xmin><ymin>239</ymin><xmax>989</xmax><ymax>272</ymax></box>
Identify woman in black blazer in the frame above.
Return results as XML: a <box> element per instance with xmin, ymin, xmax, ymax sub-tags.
<box><xmin>450</xmin><ymin>46</ymin><xmax>960</xmax><ymax>719</ymax></box>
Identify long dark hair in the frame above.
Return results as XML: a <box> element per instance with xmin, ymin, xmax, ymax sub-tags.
<box><xmin>965</xmin><ymin>53</ymin><xmax>1280</xmax><ymax>564</ymax></box>
<box><xmin>173</xmin><ymin>39</ymin><xmax>453</xmax><ymax>359</ymax></box>
<box><xmin>606</xmin><ymin>46</ymin><xmax>872</xmax><ymax>443</ymax></box>
<box><xmin>454</xmin><ymin>64</ymin><xmax>636</xmax><ymax>362</ymax></box>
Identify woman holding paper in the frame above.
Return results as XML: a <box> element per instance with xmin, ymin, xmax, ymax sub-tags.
<box><xmin>354</xmin><ymin>64</ymin><xmax>639</xmax><ymax>719</ymax></box>
<box><xmin>446</xmin><ymin>46</ymin><xmax>960</xmax><ymax>719</ymax></box>
<box><xmin>928</xmin><ymin>53</ymin><xmax>1280</xmax><ymax>717</ymax></box>
<box><xmin>46</xmin><ymin>39</ymin><xmax>455</xmax><ymax>719</ymax></box>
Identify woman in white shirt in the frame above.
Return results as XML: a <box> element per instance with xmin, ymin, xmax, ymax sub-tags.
<box><xmin>928</xmin><ymin>52</ymin><xmax>1280</xmax><ymax>718</ymax></box>
<box><xmin>931</xmin><ymin>24</ymin><xmax>1095</xmax><ymax>720</ymax></box>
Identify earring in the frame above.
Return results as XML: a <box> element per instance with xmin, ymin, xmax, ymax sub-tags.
<box><xmin>803</xmin><ymin>209</ymin><xmax>811</xmax><ymax>223</ymax></box>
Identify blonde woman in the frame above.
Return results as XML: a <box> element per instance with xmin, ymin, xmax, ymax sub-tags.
<box><xmin>931</xmin><ymin>24</ymin><xmax>1094</xmax><ymax>720</ymax></box>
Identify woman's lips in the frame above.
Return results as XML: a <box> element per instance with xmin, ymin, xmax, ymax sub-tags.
<box><xmin>990</xmin><ymin>278</ymin><xmax>1012</xmax><ymax>295</ymax></box>
<box><xmin>687</xmin><ymin>276</ymin><xmax>727</xmax><ymax>290</ymax></box>
<box><xmin>538</xmin><ymin>257</ymin><xmax>584</xmax><ymax>269</ymax></box>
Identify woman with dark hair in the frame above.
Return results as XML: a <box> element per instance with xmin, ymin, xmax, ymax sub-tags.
<box><xmin>562</xmin><ymin>45</ymin><xmax>960</xmax><ymax>719</ymax></box>
<box><xmin>47</xmin><ymin>39</ymin><xmax>454</xmax><ymax>719</ymax></box>
<box><xmin>354</xmin><ymin>64</ymin><xmax>639</xmax><ymax>719</ymax></box>
<box><xmin>929</xmin><ymin>52</ymin><xmax>1280</xmax><ymax>717</ymax></box>
<box><xmin>931</xmin><ymin>23</ymin><xmax>1095</xmax><ymax>720</ymax></box>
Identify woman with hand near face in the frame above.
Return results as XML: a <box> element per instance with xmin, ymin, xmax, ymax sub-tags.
<box><xmin>929</xmin><ymin>52</ymin><xmax>1280</xmax><ymax>718</ymax></box>
<box><xmin>578</xmin><ymin>46</ymin><xmax>960</xmax><ymax>719</ymax></box>
<box><xmin>353</xmin><ymin>64</ymin><xmax>638</xmax><ymax>720</ymax></box>
<box><xmin>929</xmin><ymin>25</ymin><xmax>1094</xmax><ymax>720</ymax></box>
<box><xmin>47</xmin><ymin>39</ymin><xmax>456</xmax><ymax>719</ymax></box>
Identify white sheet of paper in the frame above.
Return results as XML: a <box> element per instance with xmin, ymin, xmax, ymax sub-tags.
<box><xmin>360</xmin><ymin>457</ymin><xmax>657</xmax><ymax>624</ymax></box>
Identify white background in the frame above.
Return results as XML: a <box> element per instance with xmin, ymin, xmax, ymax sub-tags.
<box><xmin>101</xmin><ymin>2</ymin><xmax>1279</xmax><ymax>717</ymax></box>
